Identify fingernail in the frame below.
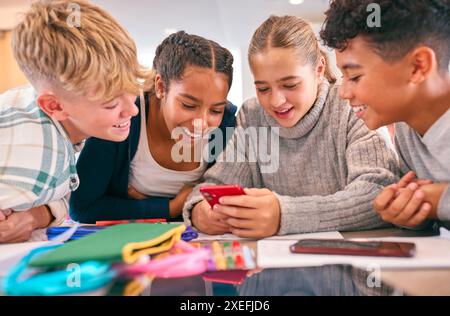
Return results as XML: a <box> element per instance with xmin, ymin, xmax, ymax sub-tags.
<box><xmin>414</xmin><ymin>190</ymin><xmax>424</xmax><ymax>199</ymax></box>
<box><xmin>213</xmin><ymin>204</ymin><xmax>219</xmax><ymax>211</ymax></box>
<box><xmin>408</xmin><ymin>183</ymin><xmax>418</xmax><ymax>190</ymax></box>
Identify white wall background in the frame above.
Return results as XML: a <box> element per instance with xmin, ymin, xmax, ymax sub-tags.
<box><xmin>0</xmin><ymin>0</ymin><xmax>337</xmax><ymax>106</ymax></box>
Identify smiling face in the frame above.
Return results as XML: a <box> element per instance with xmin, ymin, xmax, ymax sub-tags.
<box><xmin>336</xmin><ymin>36</ymin><xmax>419</xmax><ymax>130</ymax></box>
<box><xmin>157</xmin><ymin>65</ymin><xmax>229</xmax><ymax>144</ymax></box>
<box><xmin>249</xmin><ymin>47</ymin><xmax>323</xmax><ymax>128</ymax></box>
<box><xmin>37</xmin><ymin>87</ymin><xmax>139</xmax><ymax>144</ymax></box>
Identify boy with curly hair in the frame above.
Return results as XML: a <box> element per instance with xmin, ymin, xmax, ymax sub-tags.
<box><xmin>320</xmin><ymin>0</ymin><xmax>450</xmax><ymax>228</ymax></box>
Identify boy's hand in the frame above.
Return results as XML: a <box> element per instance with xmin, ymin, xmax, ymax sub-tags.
<box><xmin>419</xmin><ymin>183</ymin><xmax>449</xmax><ymax>219</ymax></box>
<box><xmin>191</xmin><ymin>200</ymin><xmax>230</xmax><ymax>235</ymax></box>
<box><xmin>374</xmin><ymin>171</ymin><xmax>434</xmax><ymax>227</ymax></box>
<box><xmin>396</xmin><ymin>171</ymin><xmax>433</xmax><ymax>191</ymax></box>
<box><xmin>215</xmin><ymin>188</ymin><xmax>281</xmax><ymax>238</ymax></box>
<box><xmin>374</xmin><ymin>183</ymin><xmax>432</xmax><ymax>227</ymax></box>
<box><xmin>0</xmin><ymin>205</ymin><xmax>53</xmax><ymax>243</ymax></box>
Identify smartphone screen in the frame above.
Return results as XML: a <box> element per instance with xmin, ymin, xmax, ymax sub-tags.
<box><xmin>200</xmin><ymin>185</ymin><xmax>245</xmax><ymax>208</ymax></box>
<box><xmin>290</xmin><ymin>239</ymin><xmax>416</xmax><ymax>257</ymax></box>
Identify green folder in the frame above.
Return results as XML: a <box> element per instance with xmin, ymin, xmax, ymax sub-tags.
<box><xmin>29</xmin><ymin>223</ymin><xmax>186</xmax><ymax>268</ymax></box>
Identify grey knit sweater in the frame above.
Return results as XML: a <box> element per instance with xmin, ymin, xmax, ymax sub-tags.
<box><xmin>183</xmin><ymin>81</ymin><xmax>399</xmax><ymax>235</ymax></box>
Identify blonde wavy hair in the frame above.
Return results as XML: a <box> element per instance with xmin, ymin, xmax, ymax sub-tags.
<box><xmin>12</xmin><ymin>0</ymin><xmax>152</xmax><ymax>100</ymax></box>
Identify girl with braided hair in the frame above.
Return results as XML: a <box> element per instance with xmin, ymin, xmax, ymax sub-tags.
<box><xmin>69</xmin><ymin>31</ymin><xmax>237</xmax><ymax>223</ymax></box>
<box><xmin>184</xmin><ymin>16</ymin><xmax>399</xmax><ymax>238</ymax></box>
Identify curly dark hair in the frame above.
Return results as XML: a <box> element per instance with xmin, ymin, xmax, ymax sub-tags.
<box><xmin>320</xmin><ymin>0</ymin><xmax>450</xmax><ymax>71</ymax></box>
<box><xmin>152</xmin><ymin>31</ymin><xmax>234</xmax><ymax>92</ymax></box>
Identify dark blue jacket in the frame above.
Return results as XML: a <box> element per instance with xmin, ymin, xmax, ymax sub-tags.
<box><xmin>69</xmin><ymin>93</ymin><xmax>237</xmax><ymax>223</ymax></box>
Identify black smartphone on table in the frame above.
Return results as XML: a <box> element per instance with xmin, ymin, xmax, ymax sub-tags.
<box><xmin>290</xmin><ymin>239</ymin><xmax>416</xmax><ymax>257</ymax></box>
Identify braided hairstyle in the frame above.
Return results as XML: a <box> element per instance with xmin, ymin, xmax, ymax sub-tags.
<box><xmin>151</xmin><ymin>31</ymin><xmax>234</xmax><ymax>93</ymax></box>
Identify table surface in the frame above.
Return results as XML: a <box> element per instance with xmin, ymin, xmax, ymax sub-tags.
<box><xmin>124</xmin><ymin>226</ymin><xmax>450</xmax><ymax>296</ymax></box>
<box><xmin>340</xmin><ymin>227</ymin><xmax>450</xmax><ymax>296</ymax></box>
<box><xmin>1</xmin><ymin>226</ymin><xmax>449</xmax><ymax>296</ymax></box>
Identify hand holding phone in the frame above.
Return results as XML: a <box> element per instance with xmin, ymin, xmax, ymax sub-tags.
<box><xmin>200</xmin><ymin>185</ymin><xmax>246</xmax><ymax>208</ymax></box>
<box><xmin>290</xmin><ymin>239</ymin><xmax>416</xmax><ymax>257</ymax></box>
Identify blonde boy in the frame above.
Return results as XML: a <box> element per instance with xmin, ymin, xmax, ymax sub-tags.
<box><xmin>0</xmin><ymin>0</ymin><xmax>150</xmax><ymax>242</ymax></box>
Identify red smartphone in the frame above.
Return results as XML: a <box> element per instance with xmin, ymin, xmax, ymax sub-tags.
<box><xmin>200</xmin><ymin>185</ymin><xmax>246</xmax><ymax>208</ymax></box>
<box><xmin>290</xmin><ymin>239</ymin><xmax>416</xmax><ymax>257</ymax></box>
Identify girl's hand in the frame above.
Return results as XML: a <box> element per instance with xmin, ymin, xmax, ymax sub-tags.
<box><xmin>215</xmin><ymin>188</ymin><xmax>281</xmax><ymax>238</ymax></box>
<box><xmin>191</xmin><ymin>200</ymin><xmax>230</xmax><ymax>235</ymax></box>
<box><xmin>169</xmin><ymin>184</ymin><xmax>194</xmax><ymax>218</ymax></box>
<box><xmin>128</xmin><ymin>185</ymin><xmax>147</xmax><ymax>200</ymax></box>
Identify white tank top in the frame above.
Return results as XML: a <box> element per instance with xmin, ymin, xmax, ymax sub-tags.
<box><xmin>128</xmin><ymin>92</ymin><xmax>208</xmax><ymax>198</ymax></box>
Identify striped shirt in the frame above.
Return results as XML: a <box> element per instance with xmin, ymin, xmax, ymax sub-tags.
<box><xmin>0</xmin><ymin>85</ymin><xmax>82</xmax><ymax>226</ymax></box>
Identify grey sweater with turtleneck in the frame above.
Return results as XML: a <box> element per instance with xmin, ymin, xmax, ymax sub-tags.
<box><xmin>182</xmin><ymin>81</ymin><xmax>399</xmax><ymax>235</ymax></box>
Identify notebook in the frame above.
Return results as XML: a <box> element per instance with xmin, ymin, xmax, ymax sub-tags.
<box><xmin>29</xmin><ymin>223</ymin><xmax>186</xmax><ymax>268</ymax></box>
